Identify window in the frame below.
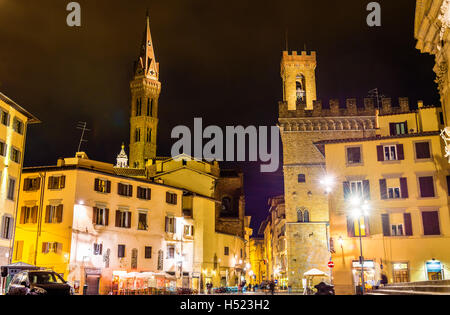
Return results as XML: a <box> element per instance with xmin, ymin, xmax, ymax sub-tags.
<box><xmin>14</xmin><ymin>241</ymin><xmax>24</xmax><ymax>260</ymax></box>
<box><xmin>184</xmin><ymin>225</ymin><xmax>194</xmax><ymax>237</ymax></box>
<box><xmin>118</xmin><ymin>183</ymin><xmax>133</xmax><ymax>197</ymax></box>
<box><xmin>1</xmin><ymin>110</ymin><xmax>10</xmax><ymax>126</ymax></box>
<box><xmin>42</xmin><ymin>242</ymin><xmax>62</xmax><ymax>254</ymax></box>
<box><xmin>387</xmin><ymin>187</ymin><xmax>401</xmax><ymax>199</ymax></box>
<box><xmin>20</xmin><ymin>206</ymin><xmax>38</xmax><ymax>224</ymax></box>
<box><xmin>10</xmin><ymin>147</ymin><xmax>20</xmax><ymax>163</ymax></box>
<box><xmin>146</xmin><ymin>128</ymin><xmax>152</xmax><ymax>142</ymax></box>
<box><xmin>298</xmin><ymin>174</ymin><xmax>306</xmax><ymax>183</ymax></box>
<box><xmin>224</xmin><ymin>247</ymin><xmax>230</xmax><ymax>256</ymax></box>
<box><xmin>7</xmin><ymin>178</ymin><xmax>16</xmax><ymax>200</ymax></box>
<box><xmin>147</xmin><ymin>98</ymin><xmax>153</xmax><ymax>117</ymax></box>
<box><xmin>93</xmin><ymin>207</ymin><xmax>109</xmax><ymax>226</ymax></box>
<box><xmin>48</xmin><ymin>176</ymin><xmax>66</xmax><ymax>190</ymax></box>
<box><xmin>1</xmin><ymin>215</ymin><xmax>13</xmax><ymax>239</ymax></box>
<box><xmin>135</xmin><ymin>128</ymin><xmax>141</xmax><ymax>142</ymax></box>
<box><xmin>346</xmin><ymin>216</ymin><xmax>369</xmax><ymax>237</ymax></box>
<box><xmin>118</xmin><ymin>245</ymin><xmax>126</xmax><ymax>258</ymax></box>
<box><xmin>390</xmin><ymin>122</ymin><xmax>407</xmax><ymax>136</ymax></box>
<box><xmin>12</xmin><ymin>117</ymin><xmax>24</xmax><ymax>135</ymax></box>
<box><xmin>94</xmin><ymin>179</ymin><xmax>111</xmax><ymax>193</ymax></box>
<box><xmin>145</xmin><ymin>246</ymin><xmax>152</xmax><ymax>259</ymax></box>
<box><xmin>440</xmin><ymin>112</ymin><xmax>445</xmax><ymax>125</ymax></box>
<box><xmin>165</xmin><ymin>216</ymin><xmax>176</xmax><ymax>233</ymax></box>
<box><xmin>344</xmin><ymin>180</ymin><xmax>370</xmax><ymax>200</ymax></box>
<box><xmin>297</xmin><ymin>209</ymin><xmax>303</xmax><ymax>222</ymax></box>
<box><xmin>45</xmin><ymin>205</ymin><xmax>63</xmax><ymax>223</ymax></box>
<box><xmin>167</xmin><ymin>245</ymin><xmax>175</xmax><ymax>259</ymax></box>
<box><xmin>384</xmin><ymin>145</ymin><xmax>397</xmax><ymax>161</ymax></box>
<box><xmin>419</xmin><ymin>176</ymin><xmax>435</xmax><ymax>198</ymax></box>
<box><xmin>0</xmin><ymin>141</ymin><xmax>6</xmax><ymax>157</ymax></box>
<box><xmin>115</xmin><ymin>210</ymin><xmax>131</xmax><ymax>228</ymax></box>
<box><xmin>391</xmin><ymin>224</ymin><xmax>404</xmax><ymax>236</ymax></box>
<box><xmin>138</xmin><ymin>212</ymin><xmax>148</xmax><ymax>230</ymax></box>
<box><xmin>166</xmin><ymin>192</ymin><xmax>178</xmax><ymax>205</ymax></box>
<box><xmin>93</xmin><ymin>243</ymin><xmax>103</xmax><ymax>255</ymax></box>
<box><xmin>347</xmin><ymin>147</ymin><xmax>362</xmax><ymax>164</ymax></box>
<box><xmin>422</xmin><ymin>211</ymin><xmax>440</xmax><ymax>235</ymax></box>
<box><xmin>350</xmin><ymin>181</ymin><xmax>363</xmax><ymax>197</ymax></box>
<box><xmin>137</xmin><ymin>187</ymin><xmax>151</xmax><ymax>200</ymax></box>
<box><xmin>23</xmin><ymin>177</ymin><xmax>41</xmax><ymax>191</ymax></box>
<box><xmin>415</xmin><ymin>142</ymin><xmax>431</xmax><ymax>159</ymax></box>
<box><xmin>136</xmin><ymin>98</ymin><xmax>142</xmax><ymax>116</ymax></box>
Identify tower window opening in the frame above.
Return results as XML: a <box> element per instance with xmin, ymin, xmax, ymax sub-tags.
<box><xmin>146</xmin><ymin>128</ymin><xmax>152</xmax><ymax>142</ymax></box>
<box><xmin>136</xmin><ymin>98</ymin><xmax>142</xmax><ymax>116</ymax></box>
<box><xmin>135</xmin><ymin>128</ymin><xmax>141</xmax><ymax>142</ymax></box>
<box><xmin>296</xmin><ymin>75</ymin><xmax>306</xmax><ymax>102</ymax></box>
<box><xmin>147</xmin><ymin>99</ymin><xmax>153</xmax><ymax>116</ymax></box>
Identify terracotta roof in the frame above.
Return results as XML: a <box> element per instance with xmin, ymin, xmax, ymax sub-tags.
<box><xmin>113</xmin><ymin>167</ymin><xmax>146</xmax><ymax>177</ymax></box>
<box><xmin>313</xmin><ymin>131</ymin><xmax>440</xmax><ymax>145</ymax></box>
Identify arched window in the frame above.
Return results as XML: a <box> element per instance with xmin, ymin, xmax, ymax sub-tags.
<box><xmin>147</xmin><ymin>98</ymin><xmax>153</xmax><ymax>116</ymax></box>
<box><xmin>296</xmin><ymin>75</ymin><xmax>306</xmax><ymax>102</ymax></box>
<box><xmin>221</xmin><ymin>197</ymin><xmax>232</xmax><ymax>214</ymax></box>
<box><xmin>297</xmin><ymin>209</ymin><xmax>303</xmax><ymax>223</ymax></box>
<box><xmin>146</xmin><ymin>128</ymin><xmax>152</xmax><ymax>142</ymax></box>
<box><xmin>135</xmin><ymin>128</ymin><xmax>141</xmax><ymax>142</ymax></box>
<box><xmin>303</xmin><ymin>210</ymin><xmax>310</xmax><ymax>223</ymax></box>
<box><xmin>136</xmin><ymin>98</ymin><xmax>142</xmax><ymax>116</ymax></box>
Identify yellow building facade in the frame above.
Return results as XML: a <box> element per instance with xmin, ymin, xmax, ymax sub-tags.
<box><xmin>315</xmin><ymin>102</ymin><xmax>450</xmax><ymax>295</ymax></box>
<box><xmin>248</xmin><ymin>237</ymin><xmax>265</xmax><ymax>285</ymax></box>
<box><xmin>0</xmin><ymin>92</ymin><xmax>39</xmax><ymax>272</ymax></box>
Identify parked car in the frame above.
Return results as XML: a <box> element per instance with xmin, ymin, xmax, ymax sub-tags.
<box><xmin>7</xmin><ymin>270</ymin><xmax>74</xmax><ymax>295</ymax></box>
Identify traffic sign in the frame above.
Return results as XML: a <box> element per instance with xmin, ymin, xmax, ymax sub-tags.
<box><xmin>328</xmin><ymin>261</ymin><xmax>335</xmax><ymax>268</ymax></box>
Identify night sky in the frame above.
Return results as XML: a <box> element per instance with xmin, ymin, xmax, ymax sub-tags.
<box><xmin>0</xmin><ymin>0</ymin><xmax>440</xmax><ymax>235</ymax></box>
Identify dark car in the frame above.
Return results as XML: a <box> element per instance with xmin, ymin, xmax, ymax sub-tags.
<box><xmin>7</xmin><ymin>270</ymin><xmax>74</xmax><ymax>295</ymax></box>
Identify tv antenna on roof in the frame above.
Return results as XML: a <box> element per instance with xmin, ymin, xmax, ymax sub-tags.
<box><xmin>76</xmin><ymin>121</ymin><xmax>90</xmax><ymax>153</ymax></box>
<box><xmin>368</xmin><ymin>88</ymin><xmax>386</xmax><ymax>110</ymax></box>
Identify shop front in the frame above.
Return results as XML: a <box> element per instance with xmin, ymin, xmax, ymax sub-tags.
<box><xmin>426</xmin><ymin>260</ymin><xmax>444</xmax><ymax>281</ymax></box>
<box><xmin>351</xmin><ymin>260</ymin><xmax>377</xmax><ymax>292</ymax></box>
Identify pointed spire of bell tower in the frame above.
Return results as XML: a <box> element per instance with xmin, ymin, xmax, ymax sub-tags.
<box><xmin>135</xmin><ymin>11</ymin><xmax>159</xmax><ymax>80</ymax></box>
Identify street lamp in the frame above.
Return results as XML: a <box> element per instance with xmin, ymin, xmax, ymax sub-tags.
<box><xmin>350</xmin><ymin>197</ymin><xmax>370</xmax><ymax>295</ymax></box>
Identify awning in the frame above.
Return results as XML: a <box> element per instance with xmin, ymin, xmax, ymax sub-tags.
<box><xmin>303</xmin><ymin>269</ymin><xmax>328</xmax><ymax>277</ymax></box>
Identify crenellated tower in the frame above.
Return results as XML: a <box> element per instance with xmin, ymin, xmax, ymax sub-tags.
<box><xmin>129</xmin><ymin>13</ymin><xmax>161</xmax><ymax>169</ymax></box>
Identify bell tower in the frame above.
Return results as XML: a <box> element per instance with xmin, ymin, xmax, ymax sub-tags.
<box><xmin>129</xmin><ymin>12</ymin><xmax>161</xmax><ymax>169</ymax></box>
<box><xmin>281</xmin><ymin>51</ymin><xmax>317</xmax><ymax>110</ymax></box>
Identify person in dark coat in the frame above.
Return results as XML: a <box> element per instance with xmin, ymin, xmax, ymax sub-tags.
<box><xmin>380</xmin><ymin>273</ymin><xmax>388</xmax><ymax>287</ymax></box>
<box><xmin>269</xmin><ymin>281</ymin><xmax>275</xmax><ymax>295</ymax></box>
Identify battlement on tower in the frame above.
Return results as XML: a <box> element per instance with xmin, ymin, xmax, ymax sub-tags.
<box><xmin>279</xmin><ymin>97</ymin><xmax>421</xmax><ymax>118</ymax></box>
<box><xmin>282</xmin><ymin>50</ymin><xmax>317</xmax><ymax>62</ymax></box>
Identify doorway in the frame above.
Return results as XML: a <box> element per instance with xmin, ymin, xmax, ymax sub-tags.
<box><xmin>86</xmin><ymin>275</ymin><xmax>100</xmax><ymax>295</ymax></box>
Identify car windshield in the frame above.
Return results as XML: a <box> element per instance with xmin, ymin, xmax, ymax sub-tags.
<box><xmin>28</xmin><ymin>272</ymin><xmax>65</xmax><ymax>285</ymax></box>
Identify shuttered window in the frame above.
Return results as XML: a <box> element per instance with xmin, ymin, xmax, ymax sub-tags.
<box><xmin>118</xmin><ymin>183</ymin><xmax>133</xmax><ymax>197</ymax></box>
<box><xmin>118</xmin><ymin>245</ymin><xmax>126</xmax><ymax>258</ymax></box>
<box><xmin>44</xmin><ymin>205</ymin><xmax>63</xmax><ymax>223</ymax></box>
<box><xmin>419</xmin><ymin>176</ymin><xmax>435</xmax><ymax>198</ymax></box>
<box><xmin>20</xmin><ymin>206</ymin><xmax>38</xmax><ymax>224</ymax></box>
<box><xmin>137</xmin><ymin>187</ymin><xmax>151</xmax><ymax>200</ymax></box>
<box><xmin>422</xmin><ymin>211</ymin><xmax>440</xmax><ymax>235</ymax></box>
<box><xmin>23</xmin><ymin>177</ymin><xmax>41</xmax><ymax>191</ymax></box>
<box><xmin>94</xmin><ymin>179</ymin><xmax>111</xmax><ymax>193</ymax></box>
<box><xmin>379</xmin><ymin>179</ymin><xmax>387</xmax><ymax>199</ymax></box>
<box><xmin>93</xmin><ymin>243</ymin><xmax>103</xmax><ymax>255</ymax></box>
<box><xmin>381</xmin><ymin>214</ymin><xmax>391</xmax><ymax>236</ymax></box>
<box><xmin>415</xmin><ymin>142</ymin><xmax>431</xmax><ymax>159</ymax></box>
<box><xmin>115</xmin><ymin>210</ymin><xmax>131</xmax><ymax>228</ymax></box>
<box><xmin>404</xmin><ymin>213</ymin><xmax>413</xmax><ymax>236</ymax></box>
<box><xmin>400</xmin><ymin>178</ymin><xmax>409</xmax><ymax>198</ymax></box>
<box><xmin>7</xmin><ymin>178</ymin><xmax>16</xmax><ymax>201</ymax></box>
<box><xmin>48</xmin><ymin>176</ymin><xmax>66</xmax><ymax>190</ymax></box>
<box><xmin>165</xmin><ymin>216</ymin><xmax>176</xmax><ymax>233</ymax></box>
<box><xmin>0</xmin><ymin>215</ymin><xmax>13</xmax><ymax>239</ymax></box>
<box><xmin>145</xmin><ymin>246</ymin><xmax>152</xmax><ymax>259</ymax></box>
<box><xmin>347</xmin><ymin>147</ymin><xmax>362</xmax><ymax>164</ymax></box>
<box><xmin>166</xmin><ymin>192</ymin><xmax>178</xmax><ymax>205</ymax></box>
<box><xmin>14</xmin><ymin>241</ymin><xmax>24</xmax><ymax>260</ymax></box>
<box><xmin>93</xmin><ymin>207</ymin><xmax>109</xmax><ymax>226</ymax></box>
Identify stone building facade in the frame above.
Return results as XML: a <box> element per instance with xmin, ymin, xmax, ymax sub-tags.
<box><xmin>279</xmin><ymin>50</ymin><xmax>382</xmax><ymax>290</ymax></box>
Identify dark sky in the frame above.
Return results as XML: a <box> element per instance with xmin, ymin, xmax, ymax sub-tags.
<box><xmin>0</xmin><ymin>0</ymin><xmax>439</xmax><ymax>235</ymax></box>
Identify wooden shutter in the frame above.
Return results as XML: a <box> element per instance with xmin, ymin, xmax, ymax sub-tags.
<box><xmin>105</xmin><ymin>209</ymin><xmax>110</xmax><ymax>226</ymax></box>
<box><xmin>42</xmin><ymin>242</ymin><xmax>49</xmax><ymax>254</ymax></box>
<box><xmin>166</xmin><ymin>192</ymin><xmax>170</xmax><ymax>203</ymax></box>
<box><xmin>422</xmin><ymin>211</ymin><xmax>440</xmax><ymax>235</ymax></box>
<box><xmin>128</xmin><ymin>185</ymin><xmax>133</xmax><ymax>197</ymax></box>
<box><xmin>94</xmin><ymin>179</ymin><xmax>100</xmax><ymax>191</ymax></box>
<box><xmin>389</xmin><ymin>123</ymin><xmax>396</xmax><ymax>136</ymax></box>
<box><xmin>400</xmin><ymin>178</ymin><xmax>409</xmax><ymax>198</ymax></box>
<box><xmin>118</xmin><ymin>183</ymin><xmax>122</xmax><ymax>195</ymax></box>
<box><xmin>106</xmin><ymin>181</ymin><xmax>111</xmax><ymax>193</ymax></box>
<box><xmin>56</xmin><ymin>243</ymin><xmax>63</xmax><ymax>254</ymax></box>
<box><xmin>127</xmin><ymin>212</ymin><xmax>132</xmax><ymax>228</ymax></box>
<box><xmin>45</xmin><ymin>205</ymin><xmax>51</xmax><ymax>223</ymax></box>
<box><xmin>0</xmin><ymin>216</ymin><xmax>5</xmax><ymax>239</ymax></box>
<box><xmin>35</xmin><ymin>177</ymin><xmax>41</xmax><ymax>190</ymax></box>
<box><xmin>346</xmin><ymin>216</ymin><xmax>355</xmax><ymax>237</ymax></box>
<box><xmin>191</xmin><ymin>225</ymin><xmax>194</xmax><ymax>236</ymax></box>
<box><xmin>381</xmin><ymin>214</ymin><xmax>390</xmax><ymax>236</ymax></box>
<box><xmin>20</xmin><ymin>207</ymin><xmax>26</xmax><ymax>224</ymax></box>
<box><xmin>99</xmin><ymin>243</ymin><xmax>103</xmax><ymax>255</ymax></box>
<box><xmin>379</xmin><ymin>179</ymin><xmax>387</xmax><ymax>199</ymax></box>
<box><xmin>92</xmin><ymin>207</ymin><xmax>98</xmax><ymax>224</ymax></box>
<box><xmin>419</xmin><ymin>176</ymin><xmax>435</xmax><ymax>198</ymax></box>
<box><xmin>404</xmin><ymin>213</ymin><xmax>413</xmax><ymax>236</ymax></box>
<box><xmin>147</xmin><ymin>188</ymin><xmax>151</xmax><ymax>200</ymax></box>
<box><xmin>363</xmin><ymin>180</ymin><xmax>371</xmax><ymax>200</ymax></box>
<box><xmin>60</xmin><ymin>176</ymin><xmax>66</xmax><ymax>189</ymax></box>
<box><xmin>396</xmin><ymin>144</ymin><xmax>404</xmax><ymax>160</ymax></box>
<box><xmin>56</xmin><ymin>205</ymin><xmax>63</xmax><ymax>223</ymax></box>
<box><xmin>32</xmin><ymin>206</ymin><xmax>38</xmax><ymax>224</ymax></box>
<box><xmin>377</xmin><ymin>146</ymin><xmax>384</xmax><ymax>161</ymax></box>
<box><xmin>165</xmin><ymin>217</ymin><xmax>169</xmax><ymax>232</ymax></box>
<box><xmin>364</xmin><ymin>216</ymin><xmax>370</xmax><ymax>236</ymax></box>
<box><xmin>343</xmin><ymin>182</ymin><xmax>350</xmax><ymax>200</ymax></box>
<box><xmin>115</xmin><ymin>211</ymin><xmax>121</xmax><ymax>227</ymax></box>
<box><xmin>173</xmin><ymin>218</ymin><xmax>177</xmax><ymax>233</ymax></box>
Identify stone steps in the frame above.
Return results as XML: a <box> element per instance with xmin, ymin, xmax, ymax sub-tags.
<box><xmin>369</xmin><ymin>280</ymin><xmax>450</xmax><ymax>295</ymax></box>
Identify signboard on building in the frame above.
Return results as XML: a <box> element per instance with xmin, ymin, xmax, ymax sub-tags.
<box><xmin>352</xmin><ymin>260</ymin><xmax>375</xmax><ymax>269</ymax></box>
